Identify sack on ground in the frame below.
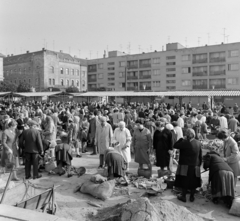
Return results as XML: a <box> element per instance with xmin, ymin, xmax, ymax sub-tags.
<box><xmin>229</xmin><ymin>197</ymin><xmax>240</xmax><ymax>217</ymax></box>
<box><xmin>45</xmin><ymin>161</ymin><xmax>57</xmax><ymax>172</ymax></box>
<box><xmin>80</xmin><ymin>180</ymin><xmax>115</xmax><ymax>201</ymax></box>
<box><xmin>90</xmin><ymin>174</ymin><xmax>107</xmax><ymax>183</ymax></box>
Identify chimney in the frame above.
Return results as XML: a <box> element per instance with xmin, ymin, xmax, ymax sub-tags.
<box><xmin>26</xmin><ymin>51</ymin><xmax>29</xmax><ymax>53</ymax></box>
<box><xmin>11</xmin><ymin>54</ymin><xmax>13</xmax><ymax>56</ymax></box>
<box><xmin>60</xmin><ymin>50</ymin><xmax>63</xmax><ymax>53</ymax></box>
<box><xmin>103</xmin><ymin>50</ymin><xmax>106</xmax><ymax>58</ymax></box>
<box><xmin>42</xmin><ymin>48</ymin><xmax>45</xmax><ymax>51</ymax></box>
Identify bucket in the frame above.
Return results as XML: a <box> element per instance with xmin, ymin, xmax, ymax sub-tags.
<box><xmin>165</xmin><ymin>179</ymin><xmax>175</xmax><ymax>189</ymax></box>
<box><xmin>138</xmin><ymin>168</ymin><xmax>152</xmax><ymax>179</ymax></box>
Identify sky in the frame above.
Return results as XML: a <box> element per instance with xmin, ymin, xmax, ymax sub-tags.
<box><xmin>1</xmin><ymin>0</ymin><xmax>240</xmax><ymax>59</ymax></box>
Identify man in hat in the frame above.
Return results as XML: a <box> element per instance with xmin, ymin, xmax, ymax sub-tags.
<box><xmin>19</xmin><ymin>120</ymin><xmax>43</xmax><ymax>179</ymax></box>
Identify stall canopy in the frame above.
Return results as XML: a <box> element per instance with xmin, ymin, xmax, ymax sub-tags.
<box><xmin>13</xmin><ymin>92</ymin><xmax>62</xmax><ymax>97</ymax></box>
<box><xmin>0</xmin><ymin>92</ymin><xmax>12</xmax><ymax>97</ymax></box>
<box><xmin>70</xmin><ymin>90</ymin><xmax>240</xmax><ymax>97</ymax></box>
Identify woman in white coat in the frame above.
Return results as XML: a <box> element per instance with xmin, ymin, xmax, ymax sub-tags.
<box><xmin>113</xmin><ymin>121</ymin><xmax>132</xmax><ymax>170</ymax></box>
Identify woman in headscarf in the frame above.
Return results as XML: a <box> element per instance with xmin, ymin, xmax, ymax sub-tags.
<box><xmin>154</xmin><ymin>123</ymin><xmax>174</xmax><ymax>171</ymax></box>
<box><xmin>113</xmin><ymin>121</ymin><xmax>131</xmax><ymax>170</ymax></box>
<box><xmin>174</xmin><ymin>128</ymin><xmax>202</xmax><ymax>203</ymax></box>
<box><xmin>42</xmin><ymin>116</ymin><xmax>56</xmax><ymax>152</ymax></box>
<box><xmin>203</xmin><ymin>151</ymin><xmax>235</xmax><ymax>208</ymax></box>
<box><xmin>132</xmin><ymin>118</ymin><xmax>152</xmax><ymax>170</ymax></box>
<box><xmin>105</xmin><ymin>148</ymin><xmax>129</xmax><ymax>185</ymax></box>
<box><xmin>217</xmin><ymin>129</ymin><xmax>240</xmax><ymax>187</ymax></box>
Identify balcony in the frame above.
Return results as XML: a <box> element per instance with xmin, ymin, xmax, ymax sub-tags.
<box><xmin>139</xmin><ymin>63</ymin><xmax>151</xmax><ymax>68</ymax></box>
<box><xmin>209</xmin><ymin>70</ymin><xmax>226</xmax><ymax>76</ymax></box>
<box><xmin>210</xmin><ymin>57</ymin><xmax>226</xmax><ymax>63</ymax></box>
<box><xmin>127</xmin><ymin>87</ymin><xmax>138</xmax><ymax>91</ymax></box>
<box><xmin>127</xmin><ymin>76</ymin><xmax>138</xmax><ymax>80</ymax></box>
<box><xmin>139</xmin><ymin>86</ymin><xmax>151</xmax><ymax>91</ymax></box>
<box><xmin>88</xmin><ymin>78</ymin><xmax>97</xmax><ymax>82</ymax></box>
<box><xmin>139</xmin><ymin>75</ymin><xmax>151</xmax><ymax>79</ymax></box>
<box><xmin>209</xmin><ymin>84</ymin><xmax>226</xmax><ymax>89</ymax></box>
<box><xmin>127</xmin><ymin>65</ymin><xmax>138</xmax><ymax>69</ymax></box>
<box><xmin>192</xmin><ymin>58</ymin><xmax>208</xmax><ymax>64</ymax></box>
<box><xmin>193</xmin><ymin>85</ymin><xmax>208</xmax><ymax>89</ymax></box>
<box><xmin>192</xmin><ymin>72</ymin><xmax>208</xmax><ymax>77</ymax></box>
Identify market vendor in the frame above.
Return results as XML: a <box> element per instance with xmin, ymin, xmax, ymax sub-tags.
<box><xmin>104</xmin><ymin>147</ymin><xmax>129</xmax><ymax>185</ymax></box>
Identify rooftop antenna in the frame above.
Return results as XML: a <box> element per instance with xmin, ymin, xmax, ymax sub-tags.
<box><xmin>207</xmin><ymin>33</ymin><xmax>210</xmax><ymax>45</ymax></box>
<box><xmin>222</xmin><ymin>28</ymin><xmax>226</xmax><ymax>43</ymax></box>
<box><xmin>43</xmin><ymin>39</ymin><xmax>46</xmax><ymax>48</ymax></box>
<box><xmin>128</xmin><ymin>42</ymin><xmax>131</xmax><ymax>54</ymax></box>
<box><xmin>226</xmin><ymin>35</ymin><xmax>230</xmax><ymax>43</ymax></box>
<box><xmin>138</xmin><ymin>45</ymin><xmax>141</xmax><ymax>53</ymax></box>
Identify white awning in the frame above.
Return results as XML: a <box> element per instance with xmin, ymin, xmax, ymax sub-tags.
<box><xmin>13</xmin><ymin>92</ymin><xmax>62</xmax><ymax>97</ymax></box>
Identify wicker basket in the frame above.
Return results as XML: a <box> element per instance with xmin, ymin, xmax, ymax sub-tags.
<box><xmin>165</xmin><ymin>179</ymin><xmax>175</xmax><ymax>189</ymax></box>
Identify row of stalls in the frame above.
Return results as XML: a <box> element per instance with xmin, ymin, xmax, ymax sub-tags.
<box><xmin>1</xmin><ymin>91</ymin><xmax>240</xmax><ymax>107</ymax></box>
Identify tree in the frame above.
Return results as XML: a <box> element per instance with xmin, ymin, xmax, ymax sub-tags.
<box><xmin>17</xmin><ymin>82</ymin><xmax>31</xmax><ymax>92</ymax></box>
<box><xmin>0</xmin><ymin>81</ymin><xmax>17</xmax><ymax>92</ymax></box>
<box><xmin>66</xmin><ymin>86</ymin><xmax>79</xmax><ymax>93</ymax></box>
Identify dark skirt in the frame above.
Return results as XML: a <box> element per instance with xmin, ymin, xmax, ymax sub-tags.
<box><xmin>106</xmin><ymin>152</ymin><xmax>126</xmax><ymax>178</ymax></box>
<box><xmin>175</xmin><ymin>165</ymin><xmax>201</xmax><ymax>190</ymax></box>
<box><xmin>211</xmin><ymin>170</ymin><xmax>235</xmax><ymax>198</ymax></box>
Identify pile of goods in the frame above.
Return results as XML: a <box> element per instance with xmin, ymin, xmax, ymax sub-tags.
<box><xmin>201</xmin><ymin>139</ymin><xmax>223</xmax><ymax>153</ymax></box>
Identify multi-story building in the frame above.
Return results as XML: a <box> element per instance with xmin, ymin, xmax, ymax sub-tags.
<box><xmin>0</xmin><ymin>53</ymin><xmax>5</xmax><ymax>82</ymax></box>
<box><xmin>87</xmin><ymin>42</ymin><xmax>240</xmax><ymax>92</ymax></box>
<box><xmin>3</xmin><ymin>49</ymin><xmax>87</xmax><ymax>92</ymax></box>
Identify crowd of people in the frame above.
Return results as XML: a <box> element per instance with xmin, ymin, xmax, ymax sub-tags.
<box><xmin>0</xmin><ymin>99</ymin><xmax>239</xmax><ymax>207</ymax></box>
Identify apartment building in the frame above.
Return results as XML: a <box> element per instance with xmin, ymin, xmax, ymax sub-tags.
<box><xmin>87</xmin><ymin>42</ymin><xmax>240</xmax><ymax>92</ymax></box>
<box><xmin>3</xmin><ymin>49</ymin><xmax>87</xmax><ymax>92</ymax></box>
<box><xmin>0</xmin><ymin>53</ymin><xmax>4</xmax><ymax>82</ymax></box>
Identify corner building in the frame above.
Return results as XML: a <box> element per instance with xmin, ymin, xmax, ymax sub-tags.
<box><xmin>87</xmin><ymin>42</ymin><xmax>240</xmax><ymax>92</ymax></box>
<box><xmin>3</xmin><ymin>49</ymin><xmax>87</xmax><ymax>92</ymax></box>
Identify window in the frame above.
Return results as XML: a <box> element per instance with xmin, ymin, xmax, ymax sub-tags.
<box><xmin>166</xmin><ymin>56</ymin><xmax>176</xmax><ymax>60</ymax></box>
<box><xmin>119</xmin><ymin>83</ymin><xmax>126</xmax><ymax>88</ymax></box>
<box><xmin>182</xmin><ymin>67</ymin><xmax>191</xmax><ymax>74</ymax></box>
<box><xmin>98</xmin><ymin>83</ymin><xmax>104</xmax><ymax>88</ymax></box>
<box><xmin>71</xmin><ymin>69</ymin><xmax>74</xmax><ymax>75</ymax></box>
<box><xmin>76</xmin><ymin>70</ymin><xmax>80</xmax><ymax>76</ymax></box>
<box><xmin>76</xmin><ymin>80</ymin><xmax>79</xmax><ymax>87</ymax></box>
<box><xmin>53</xmin><ymin>79</ymin><xmax>55</xmax><ymax>85</ymax></box>
<box><xmin>167</xmin><ymin>74</ymin><xmax>176</xmax><ymax>78</ymax></box>
<box><xmin>193</xmin><ymin>53</ymin><xmax>208</xmax><ymax>63</ymax></box>
<box><xmin>66</xmin><ymin>68</ymin><xmax>69</xmax><ymax>75</ymax></box>
<box><xmin>227</xmin><ymin>78</ymin><xmax>238</xmax><ymax>85</ymax></box>
<box><xmin>166</xmin><ymin>62</ymin><xmax>176</xmax><ymax>66</ymax></box>
<box><xmin>228</xmin><ymin>63</ymin><xmax>239</xmax><ymax>71</ymax></box>
<box><xmin>82</xmin><ymin>71</ymin><xmax>86</xmax><ymax>77</ymax></box>
<box><xmin>72</xmin><ymin>79</ymin><xmax>74</xmax><ymax>86</ymax></box>
<box><xmin>108</xmin><ymin>73</ymin><xmax>114</xmax><ymax>76</ymax></box>
<box><xmin>127</xmin><ymin>60</ymin><xmax>138</xmax><ymax>68</ymax></box>
<box><xmin>88</xmin><ymin>64</ymin><xmax>97</xmax><ymax>72</ymax></box>
<box><xmin>182</xmin><ymin>80</ymin><xmax>191</xmax><ymax>86</ymax></box>
<box><xmin>119</xmin><ymin>61</ymin><xmax>126</xmax><ymax>67</ymax></box>
<box><xmin>229</xmin><ymin>50</ymin><xmax>239</xmax><ymax>57</ymax></box>
<box><xmin>166</xmin><ymin>86</ymin><xmax>176</xmax><ymax>90</ymax></box>
<box><xmin>108</xmin><ymin>67</ymin><xmax>115</xmax><ymax>70</ymax></box>
<box><xmin>140</xmin><ymin>82</ymin><xmax>151</xmax><ymax>90</ymax></box>
<box><xmin>193</xmin><ymin>79</ymin><xmax>208</xmax><ymax>89</ymax></box>
<box><xmin>98</xmin><ymin>63</ymin><xmax>103</xmax><ymax>69</ymax></box>
<box><xmin>209</xmin><ymin>78</ymin><xmax>226</xmax><ymax>89</ymax></box>
<box><xmin>51</xmin><ymin>66</ymin><xmax>54</xmax><ymax>73</ymax></box>
<box><xmin>66</xmin><ymin>79</ymin><xmax>69</xmax><ymax>86</ymax></box>
<box><xmin>140</xmin><ymin>59</ymin><xmax>151</xmax><ymax>68</ymax></box>
<box><xmin>152</xmin><ymin>58</ymin><xmax>160</xmax><ymax>64</ymax></box>
<box><xmin>182</xmin><ymin>54</ymin><xmax>190</xmax><ymax>61</ymax></box>
<box><xmin>153</xmin><ymin>81</ymin><xmax>160</xmax><ymax>87</ymax></box>
<box><xmin>166</xmin><ymin>80</ymin><xmax>176</xmax><ymax>84</ymax></box>
<box><xmin>166</xmin><ymin>68</ymin><xmax>176</xmax><ymax>72</ymax></box>
<box><xmin>119</xmin><ymin>72</ymin><xmax>124</xmax><ymax>78</ymax></box>
<box><xmin>108</xmin><ymin>62</ymin><xmax>115</xmax><ymax>66</ymax></box>
<box><xmin>210</xmin><ymin>65</ymin><xmax>225</xmax><ymax>76</ymax></box>
<box><xmin>108</xmin><ymin>78</ymin><xmax>115</xmax><ymax>81</ymax></box>
<box><xmin>49</xmin><ymin>78</ymin><xmax>51</xmax><ymax>85</ymax></box>
<box><xmin>153</xmin><ymin>69</ymin><xmax>160</xmax><ymax>75</ymax></box>
<box><xmin>61</xmin><ymin>79</ymin><xmax>64</xmax><ymax>86</ymax></box>
<box><xmin>139</xmin><ymin>70</ymin><xmax>151</xmax><ymax>79</ymax></box>
<box><xmin>210</xmin><ymin>52</ymin><xmax>225</xmax><ymax>62</ymax></box>
<box><xmin>82</xmin><ymin>80</ymin><xmax>85</xmax><ymax>87</ymax></box>
<box><xmin>108</xmin><ymin>83</ymin><xmax>115</xmax><ymax>86</ymax></box>
<box><xmin>60</xmin><ymin>68</ymin><xmax>63</xmax><ymax>74</ymax></box>
<box><xmin>192</xmin><ymin>66</ymin><xmax>208</xmax><ymax>76</ymax></box>
<box><xmin>98</xmin><ymin>73</ymin><xmax>103</xmax><ymax>79</ymax></box>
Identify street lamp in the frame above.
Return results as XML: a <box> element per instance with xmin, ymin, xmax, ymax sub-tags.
<box><xmin>143</xmin><ymin>84</ymin><xmax>146</xmax><ymax>91</ymax></box>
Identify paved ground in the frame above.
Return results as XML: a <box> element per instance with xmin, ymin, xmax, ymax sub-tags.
<box><xmin>0</xmin><ymin>149</ymin><xmax>240</xmax><ymax>221</ymax></box>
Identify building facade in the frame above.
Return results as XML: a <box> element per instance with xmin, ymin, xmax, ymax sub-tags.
<box><xmin>87</xmin><ymin>42</ymin><xmax>240</xmax><ymax>92</ymax></box>
<box><xmin>3</xmin><ymin>49</ymin><xmax>87</xmax><ymax>92</ymax></box>
<box><xmin>0</xmin><ymin>53</ymin><xmax>5</xmax><ymax>82</ymax></box>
